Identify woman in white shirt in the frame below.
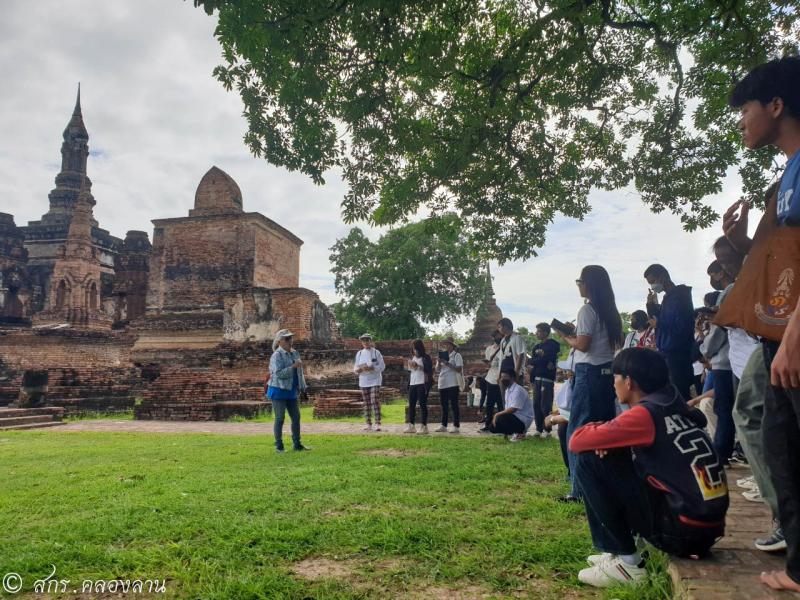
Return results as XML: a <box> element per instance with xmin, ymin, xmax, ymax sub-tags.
<box><xmin>557</xmin><ymin>265</ymin><xmax>623</xmax><ymax>502</ymax></box>
<box><xmin>435</xmin><ymin>337</ymin><xmax>463</xmax><ymax>434</ymax></box>
<box><xmin>405</xmin><ymin>339</ymin><xmax>433</xmax><ymax>434</ymax></box>
<box><xmin>353</xmin><ymin>333</ymin><xmax>386</xmax><ymax>431</ymax></box>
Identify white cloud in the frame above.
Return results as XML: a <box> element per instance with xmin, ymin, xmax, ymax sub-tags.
<box><xmin>0</xmin><ymin>0</ymin><xmax>762</xmax><ymax>334</ymax></box>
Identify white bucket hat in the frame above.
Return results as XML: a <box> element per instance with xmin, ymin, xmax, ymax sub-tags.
<box><xmin>272</xmin><ymin>329</ymin><xmax>295</xmax><ymax>350</ymax></box>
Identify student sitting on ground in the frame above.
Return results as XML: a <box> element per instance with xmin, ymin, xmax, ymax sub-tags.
<box><xmin>569</xmin><ymin>347</ymin><xmax>729</xmax><ymax>588</ymax></box>
<box><xmin>483</xmin><ymin>357</ymin><xmax>534</xmax><ymax>441</ymax></box>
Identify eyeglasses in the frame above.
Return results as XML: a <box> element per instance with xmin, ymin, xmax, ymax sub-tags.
<box><xmin>575</xmin><ymin>279</ymin><xmax>584</xmax><ymax>285</ymax></box>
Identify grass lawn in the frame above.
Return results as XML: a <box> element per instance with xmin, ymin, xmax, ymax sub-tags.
<box><xmin>0</xmin><ymin>429</ymin><xmax>671</xmax><ymax>599</ymax></box>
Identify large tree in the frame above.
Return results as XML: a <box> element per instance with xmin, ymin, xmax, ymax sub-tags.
<box><xmin>329</xmin><ymin>214</ymin><xmax>488</xmax><ymax>339</ymax></box>
<box><xmin>195</xmin><ymin>0</ymin><xmax>798</xmax><ymax>262</ymax></box>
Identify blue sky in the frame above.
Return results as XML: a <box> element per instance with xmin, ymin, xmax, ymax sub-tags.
<box><xmin>0</xmin><ymin>0</ymin><xmax>763</xmax><ymax>336</ymax></box>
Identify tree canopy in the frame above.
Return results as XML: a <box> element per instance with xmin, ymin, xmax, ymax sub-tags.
<box><xmin>196</xmin><ymin>0</ymin><xmax>799</xmax><ymax>262</ymax></box>
<box><xmin>329</xmin><ymin>214</ymin><xmax>488</xmax><ymax>339</ymax></box>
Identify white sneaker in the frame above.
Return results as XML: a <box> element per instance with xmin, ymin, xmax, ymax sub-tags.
<box><xmin>363</xmin><ymin>424</ymin><xmax>373</xmax><ymax>431</ymax></box>
<box><xmin>404</xmin><ymin>424</ymin><xmax>416</xmax><ymax>433</ymax></box>
<box><xmin>737</xmin><ymin>475</ymin><xmax>757</xmax><ymax>489</ymax></box>
<box><xmin>578</xmin><ymin>556</ymin><xmax>647</xmax><ymax>588</ymax></box>
<box><xmin>509</xmin><ymin>433</ymin><xmax>526</xmax><ymax>442</ymax></box>
<box><xmin>375</xmin><ymin>425</ymin><xmax>382</xmax><ymax>431</ymax></box>
<box><xmin>540</xmin><ymin>430</ymin><xmax>551</xmax><ymax>439</ymax></box>
<box><xmin>449</xmin><ymin>426</ymin><xmax>460</xmax><ymax>434</ymax></box>
<box><xmin>743</xmin><ymin>488</ymin><xmax>764</xmax><ymax>503</ymax></box>
<box><xmin>417</xmin><ymin>425</ymin><xmax>429</xmax><ymax>435</ymax></box>
<box><xmin>434</xmin><ymin>425</ymin><xmax>447</xmax><ymax>432</ymax></box>
<box><xmin>587</xmin><ymin>552</ymin><xmax>614</xmax><ymax>566</ymax></box>
<box><xmin>530</xmin><ymin>430</ymin><xmax>542</xmax><ymax>438</ymax></box>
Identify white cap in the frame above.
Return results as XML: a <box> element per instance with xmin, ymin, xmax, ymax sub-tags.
<box><xmin>358</xmin><ymin>333</ymin><xmax>373</xmax><ymax>340</ymax></box>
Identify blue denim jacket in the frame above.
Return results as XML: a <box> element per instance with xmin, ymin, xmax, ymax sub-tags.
<box><xmin>269</xmin><ymin>347</ymin><xmax>307</xmax><ymax>392</ymax></box>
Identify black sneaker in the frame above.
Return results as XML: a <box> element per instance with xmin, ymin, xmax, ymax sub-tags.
<box><xmin>477</xmin><ymin>427</ymin><xmax>490</xmax><ymax>434</ymax></box>
<box><xmin>293</xmin><ymin>444</ymin><xmax>309</xmax><ymax>452</ymax></box>
<box><xmin>276</xmin><ymin>447</ymin><xmax>285</xmax><ymax>453</ymax></box>
<box><xmin>756</xmin><ymin>527</ymin><xmax>787</xmax><ymax>552</ymax></box>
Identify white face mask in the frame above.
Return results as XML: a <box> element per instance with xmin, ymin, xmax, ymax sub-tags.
<box><xmin>651</xmin><ymin>283</ymin><xmax>665</xmax><ymax>294</ymax></box>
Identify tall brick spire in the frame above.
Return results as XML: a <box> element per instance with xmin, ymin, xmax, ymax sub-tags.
<box><xmin>33</xmin><ymin>85</ymin><xmax>97</xmax><ymax>228</ymax></box>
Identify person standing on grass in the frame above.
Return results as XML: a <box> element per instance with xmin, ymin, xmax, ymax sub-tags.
<box><xmin>483</xmin><ymin>357</ymin><xmax>534</xmax><ymax>441</ymax></box>
<box><xmin>405</xmin><ymin>338</ymin><xmax>433</xmax><ymax>435</ymax></box>
<box><xmin>558</xmin><ymin>265</ymin><xmax>623</xmax><ymax>503</ymax></box>
<box><xmin>435</xmin><ymin>337</ymin><xmax>463</xmax><ymax>434</ymax></box>
<box><xmin>498</xmin><ymin>318</ymin><xmax>527</xmax><ymax>395</ymax></box>
<box><xmin>527</xmin><ymin>322</ymin><xmax>561</xmax><ymax>438</ymax></box>
<box><xmin>644</xmin><ymin>264</ymin><xmax>695</xmax><ymax>401</ymax></box>
<box><xmin>354</xmin><ymin>333</ymin><xmax>385</xmax><ymax>431</ymax></box>
<box><xmin>714</xmin><ymin>56</ymin><xmax>800</xmax><ymax>593</ymax></box>
<box><xmin>478</xmin><ymin>329</ymin><xmax>504</xmax><ymax>433</ymax></box>
<box><xmin>267</xmin><ymin>329</ymin><xmax>308</xmax><ymax>453</ymax></box>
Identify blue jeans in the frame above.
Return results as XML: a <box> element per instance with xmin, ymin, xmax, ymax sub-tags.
<box><xmin>566</xmin><ymin>362</ymin><xmax>616</xmax><ymax>498</ymax></box>
<box><xmin>273</xmin><ymin>398</ymin><xmax>301</xmax><ymax>450</ymax></box>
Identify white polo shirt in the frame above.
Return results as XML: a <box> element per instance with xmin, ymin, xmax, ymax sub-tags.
<box><xmin>354</xmin><ymin>348</ymin><xmax>385</xmax><ymax>388</ymax></box>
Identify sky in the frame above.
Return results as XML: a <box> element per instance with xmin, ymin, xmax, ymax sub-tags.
<box><xmin>0</xmin><ymin>0</ymin><xmax>765</xmax><ymax>335</ymax></box>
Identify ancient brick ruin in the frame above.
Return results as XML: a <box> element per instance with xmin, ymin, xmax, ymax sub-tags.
<box><xmin>0</xmin><ymin>89</ymin><xmax>503</xmax><ymax>425</ymax></box>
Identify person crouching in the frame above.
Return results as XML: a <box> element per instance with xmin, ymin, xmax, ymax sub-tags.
<box><xmin>569</xmin><ymin>347</ymin><xmax>729</xmax><ymax>588</ymax></box>
<box><xmin>485</xmin><ymin>357</ymin><xmax>534</xmax><ymax>441</ymax></box>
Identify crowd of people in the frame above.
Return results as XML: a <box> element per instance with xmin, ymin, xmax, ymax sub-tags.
<box><xmin>265</xmin><ymin>57</ymin><xmax>800</xmax><ymax>592</ymax></box>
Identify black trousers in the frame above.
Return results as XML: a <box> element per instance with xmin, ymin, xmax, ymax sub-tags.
<box><xmin>440</xmin><ymin>386</ymin><xmax>460</xmax><ymax>427</ymax></box>
<box><xmin>483</xmin><ymin>383</ymin><xmax>503</xmax><ymax>424</ymax></box>
<box><xmin>576</xmin><ymin>451</ymin><xmax>723</xmax><ymax>558</ymax></box>
<box><xmin>408</xmin><ymin>383</ymin><xmax>428</xmax><ymax>425</ymax></box>
<box><xmin>763</xmin><ymin>341</ymin><xmax>800</xmax><ymax>584</ymax></box>
<box><xmin>488</xmin><ymin>412</ymin><xmax>525</xmax><ymax>435</ymax></box>
<box><xmin>532</xmin><ymin>378</ymin><xmax>555</xmax><ymax>433</ymax></box>
<box><xmin>711</xmin><ymin>369</ymin><xmax>736</xmax><ymax>462</ymax></box>
<box><xmin>662</xmin><ymin>349</ymin><xmax>694</xmax><ymax>401</ymax></box>
<box><xmin>557</xmin><ymin>422</ymin><xmax>570</xmax><ymax>476</ymax></box>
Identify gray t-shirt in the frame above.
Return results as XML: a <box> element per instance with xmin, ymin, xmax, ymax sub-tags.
<box><xmin>573</xmin><ymin>303</ymin><xmax>615</xmax><ymax>365</ymax></box>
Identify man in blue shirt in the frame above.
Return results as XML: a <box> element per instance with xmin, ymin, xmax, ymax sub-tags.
<box><xmin>724</xmin><ymin>56</ymin><xmax>800</xmax><ymax>593</ymax></box>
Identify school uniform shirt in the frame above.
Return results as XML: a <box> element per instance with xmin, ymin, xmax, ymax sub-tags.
<box><xmin>354</xmin><ymin>348</ymin><xmax>385</xmax><ymax>388</ymax></box>
<box><xmin>501</xmin><ymin>333</ymin><xmax>526</xmax><ymax>362</ymax></box>
<box><xmin>623</xmin><ymin>330</ymin><xmax>643</xmax><ymax>349</ymax></box>
<box><xmin>573</xmin><ymin>303</ymin><xmax>615</xmax><ymax>365</ymax></box>
<box><xmin>484</xmin><ymin>343</ymin><xmax>502</xmax><ymax>385</ymax></box>
<box><xmin>408</xmin><ymin>356</ymin><xmax>426</xmax><ymax>386</ymax></box>
<box><xmin>504</xmin><ymin>381</ymin><xmax>534</xmax><ymax>430</ymax></box>
<box><xmin>438</xmin><ymin>351</ymin><xmax>463</xmax><ymax>390</ymax></box>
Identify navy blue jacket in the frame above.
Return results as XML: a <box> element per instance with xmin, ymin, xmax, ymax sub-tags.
<box><xmin>648</xmin><ymin>285</ymin><xmax>694</xmax><ymax>353</ymax></box>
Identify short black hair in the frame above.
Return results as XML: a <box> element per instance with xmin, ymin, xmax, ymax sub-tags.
<box><xmin>704</xmin><ymin>291</ymin><xmax>721</xmax><ymax>307</ymax></box>
<box><xmin>644</xmin><ymin>264</ymin><xmax>669</xmax><ymax>280</ymax></box>
<box><xmin>612</xmin><ymin>348</ymin><xmax>670</xmax><ymax>394</ymax></box>
<box><xmin>535</xmin><ymin>322</ymin><xmax>551</xmax><ymax>335</ymax></box>
<box><xmin>729</xmin><ymin>57</ymin><xmax>800</xmax><ymax>119</ymax></box>
<box><xmin>707</xmin><ymin>260</ymin><xmax>724</xmax><ymax>275</ymax></box>
<box><xmin>497</xmin><ymin>317</ymin><xmax>514</xmax><ymax>330</ymax></box>
<box><xmin>630</xmin><ymin>310</ymin><xmax>648</xmax><ymax>329</ymax></box>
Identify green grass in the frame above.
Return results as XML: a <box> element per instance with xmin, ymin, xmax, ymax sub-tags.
<box><xmin>0</xmin><ymin>430</ymin><xmax>671</xmax><ymax>599</ymax></box>
<box><xmin>228</xmin><ymin>398</ymin><xmax>409</xmax><ymax>425</ymax></box>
